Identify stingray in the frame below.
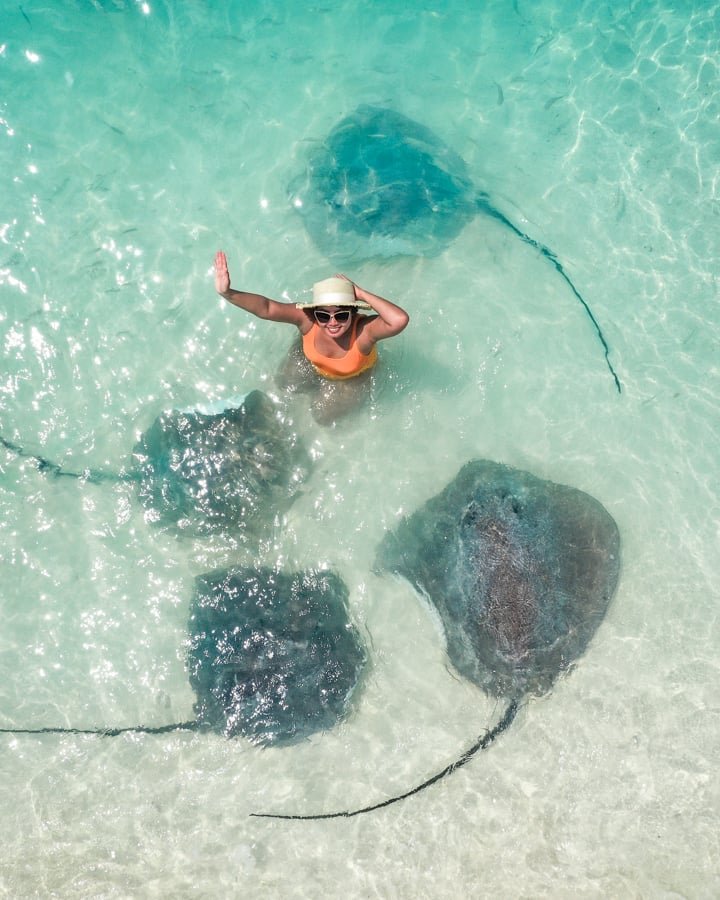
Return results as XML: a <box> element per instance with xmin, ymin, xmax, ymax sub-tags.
<box><xmin>1</xmin><ymin>566</ymin><xmax>366</xmax><ymax>743</ymax></box>
<box><xmin>188</xmin><ymin>566</ymin><xmax>367</xmax><ymax>744</ymax></box>
<box><xmin>289</xmin><ymin>104</ymin><xmax>621</xmax><ymax>392</ymax></box>
<box><xmin>253</xmin><ymin>459</ymin><xmax>620</xmax><ymax>819</ymax></box>
<box><xmin>0</xmin><ymin>390</ymin><xmax>311</xmax><ymax>538</ymax></box>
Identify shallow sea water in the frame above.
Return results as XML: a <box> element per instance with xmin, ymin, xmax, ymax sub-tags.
<box><xmin>1</xmin><ymin>1</ymin><xmax>718</xmax><ymax>897</ymax></box>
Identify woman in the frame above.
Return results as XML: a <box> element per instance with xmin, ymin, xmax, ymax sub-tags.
<box><xmin>213</xmin><ymin>250</ymin><xmax>409</xmax><ymax>424</ymax></box>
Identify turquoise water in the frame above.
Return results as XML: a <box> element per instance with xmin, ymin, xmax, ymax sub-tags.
<box><xmin>1</xmin><ymin>1</ymin><xmax>718</xmax><ymax>897</ymax></box>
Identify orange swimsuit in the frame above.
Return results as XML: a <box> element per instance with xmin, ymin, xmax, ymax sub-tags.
<box><xmin>302</xmin><ymin>317</ymin><xmax>378</xmax><ymax>380</ymax></box>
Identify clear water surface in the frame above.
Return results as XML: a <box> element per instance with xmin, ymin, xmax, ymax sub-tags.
<box><xmin>1</xmin><ymin>1</ymin><xmax>718</xmax><ymax>897</ymax></box>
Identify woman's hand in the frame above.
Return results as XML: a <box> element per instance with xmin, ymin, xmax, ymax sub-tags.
<box><xmin>334</xmin><ymin>272</ymin><xmax>356</xmax><ymax>295</ymax></box>
<box><xmin>214</xmin><ymin>250</ymin><xmax>231</xmax><ymax>295</ymax></box>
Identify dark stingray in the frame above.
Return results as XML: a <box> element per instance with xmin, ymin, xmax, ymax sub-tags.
<box><xmin>289</xmin><ymin>105</ymin><xmax>621</xmax><ymax>392</ymax></box>
<box><xmin>1</xmin><ymin>566</ymin><xmax>366</xmax><ymax>744</ymax></box>
<box><xmin>188</xmin><ymin>566</ymin><xmax>367</xmax><ymax>745</ymax></box>
<box><xmin>1</xmin><ymin>390</ymin><xmax>311</xmax><ymax>538</ymax></box>
<box><xmin>253</xmin><ymin>459</ymin><xmax>620</xmax><ymax>819</ymax></box>
<box><xmin>131</xmin><ymin>391</ymin><xmax>311</xmax><ymax>536</ymax></box>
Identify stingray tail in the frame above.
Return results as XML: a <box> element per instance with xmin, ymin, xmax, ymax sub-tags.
<box><xmin>476</xmin><ymin>197</ymin><xmax>622</xmax><ymax>394</ymax></box>
<box><xmin>250</xmin><ymin>697</ymin><xmax>520</xmax><ymax>821</ymax></box>
<box><xmin>0</xmin><ymin>434</ymin><xmax>131</xmax><ymax>483</ymax></box>
<box><xmin>0</xmin><ymin>720</ymin><xmax>200</xmax><ymax>737</ymax></box>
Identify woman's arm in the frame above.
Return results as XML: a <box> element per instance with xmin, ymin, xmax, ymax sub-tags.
<box><xmin>338</xmin><ymin>275</ymin><xmax>410</xmax><ymax>350</ymax></box>
<box><xmin>214</xmin><ymin>251</ymin><xmax>306</xmax><ymax>327</ymax></box>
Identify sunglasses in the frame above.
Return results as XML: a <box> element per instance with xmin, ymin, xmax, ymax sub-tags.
<box><xmin>313</xmin><ymin>308</ymin><xmax>352</xmax><ymax>325</ymax></box>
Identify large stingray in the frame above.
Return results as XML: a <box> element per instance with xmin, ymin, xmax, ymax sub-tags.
<box><xmin>1</xmin><ymin>390</ymin><xmax>311</xmax><ymax>538</ymax></box>
<box><xmin>1</xmin><ymin>565</ymin><xmax>366</xmax><ymax>743</ymax></box>
<box><xmin>253</xmin><ymin>459</ymin><xmax>620</xmax><ymax>819</ymax></box>
<box><xmin>289</xmin><ymin>105</ymin><xmax>621</xmax><ymax>392</ymax></box>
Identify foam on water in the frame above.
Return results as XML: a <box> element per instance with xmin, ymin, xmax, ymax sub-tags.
<box><xmin>1</xmin><ymin>1</ymin><xmax>718</xmax><ymax>897</ymax></box>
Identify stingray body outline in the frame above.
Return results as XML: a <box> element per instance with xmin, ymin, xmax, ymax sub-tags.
<box><xmin>0</xmin><ymin>390</ymin><xmax>311</xmax><ymax>538</ymax></box>
<box><xmin>290</xmin><ymin>105</ymin><xmax>621</xmax><ymax>392</ymax></box>
<box><xmin>0</xmin><ymin>564</ymin><xmax>367</xmax><ymax>747</ymax></box>
<box><xmin>188</xmin><ymin>565</ymin><xmax>368</xmax><ymax>746</ymax></box>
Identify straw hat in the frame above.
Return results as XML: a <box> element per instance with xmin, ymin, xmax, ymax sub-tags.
<box><xmin>295</xmin><ymin>277</ymin><xmax>372</xmax><ymax>310</ymax></box>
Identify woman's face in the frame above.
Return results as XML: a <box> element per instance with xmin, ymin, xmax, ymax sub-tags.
<box><xmin>312</xmin><ymin>306</ymin><xmax>354</xmax><ymax>338</ymax></box>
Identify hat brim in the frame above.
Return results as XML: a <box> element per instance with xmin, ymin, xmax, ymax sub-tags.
<box><xmin>296</xmin><ymin>299</ymin><xmax>372</xmax><ymax>310</ymax></box>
